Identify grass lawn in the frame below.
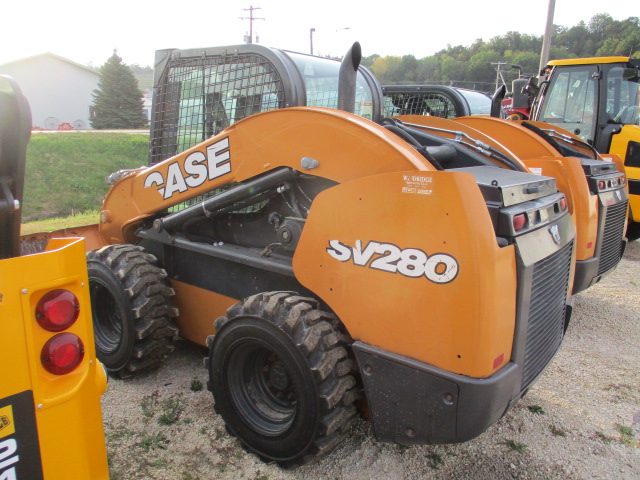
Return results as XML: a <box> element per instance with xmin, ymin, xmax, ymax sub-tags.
<box><xmin>22</xmin><ymin>132</ymin><xmax>148</xmax><ymax>224</ymax></box>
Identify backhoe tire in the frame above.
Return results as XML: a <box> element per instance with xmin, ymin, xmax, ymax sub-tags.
<box><xmin>87</xmin><ymin>244</ymin><xmax>178</xmax><ymax>378</ymax></box>
<box><xmin>207</xmin><ymin>292</ymin><xmax>360</xmax><ymax>467</ymax></box>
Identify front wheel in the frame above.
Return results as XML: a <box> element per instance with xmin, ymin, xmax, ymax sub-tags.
<box><xmin>207</xmin><ymin>292</ymin><xmax>360</xmax><ymax>467</ymax></box>
<box><xmin>87</xmin><ymin>244</ymin><xmax>178</xmax><ymax>377</ymax></box>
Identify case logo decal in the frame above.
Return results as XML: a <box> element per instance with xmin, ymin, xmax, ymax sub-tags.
<box><xmin>327</xmin><ymin>239</ymin><xmax>459</xmax><ymax>284</ymax></box>
<box><xmin>549</xmin><ymin>224</ymin><xmax>561</xmax><ymax>245</ymax></box>
<box><xmin>144</xmin><ymin>137</ymin><xmax>231</xmax><ymax>200</ymax></box>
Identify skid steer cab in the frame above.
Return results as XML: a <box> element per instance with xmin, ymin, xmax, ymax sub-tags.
<box><xmin>0</xmin><ymin>75</ymin><xmax>109</xmax><ymax>479</ymax></box>
<box><xmin>26</xmin><ymin>44</ymin><xmax>577</xmax><ymax>467</ymax></box>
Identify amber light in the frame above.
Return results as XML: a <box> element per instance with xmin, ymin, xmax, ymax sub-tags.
<box><xmin>41</xmin><ymin>333</ymin><xmax>85</xmax><ymax>375</ymax></box>
<box><xmin>36</xmin><ymin>289</ymin><xmax>79</xmax><ymax>332</ymax></box>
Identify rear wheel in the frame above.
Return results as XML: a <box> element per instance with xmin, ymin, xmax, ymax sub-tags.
<box><xmin>207</xmin><ymin>292</ymin><xmax>360</xmax><ymax>467</ymax></box>
<box><xmin>626</xmin><ymin>221</ymin><xmax>640</xmax><ymax>242</ymax></box>
<box><xmin>87</xmin><ymin>244</ymin><xmax>178</xmax><ymax>377</ymax></box>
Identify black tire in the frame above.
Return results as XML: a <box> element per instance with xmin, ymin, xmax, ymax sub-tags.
<box><xmin>626</xmin><ymin>221</ymin><xmax>640</xmax><ymax>242</ymax></box>
<box><xmin>207</xmin><ymin>292</ymin><xmax>360</xmax><ymax>467</ymax></box>
<box><xmin>87</xmin><ymin>244</ymin><xmax>178</xmax><ymax>377</ymax></box>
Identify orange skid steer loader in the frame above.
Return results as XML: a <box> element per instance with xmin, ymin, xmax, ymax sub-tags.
<box><xmin>24</xmin><ymin>44</ymin><xmax>576</xmax><ymax>466</ymax></box>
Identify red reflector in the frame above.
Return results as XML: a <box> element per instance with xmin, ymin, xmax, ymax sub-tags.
<box><xmin>513</xmin><ymin>213</ymin><xmax>527</xmax><ymax>231</ymax></box>
<box><xmin>41</xmin><ymin>333</ymin><xmax>84</xmax><ymax>375</ymax></box>
<box><xmin>587</xmin><ymin>241</ymin><xmax>593</xmax><ymax>248</ymax></box>
<box><xmin>36</xmin><ymin>289</ymin><xmax>79</xmax><ymax>332</ymax></box>
<box><xmin>493</xmin><ymin>353</ymin><xmax>505</xmax><ymax>369</ymax></box>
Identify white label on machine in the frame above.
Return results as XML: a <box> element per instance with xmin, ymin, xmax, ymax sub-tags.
<box><xmin>401</xmin><ymin>175</ymin><xmax>433</xmax><ymax>195</ymax></box>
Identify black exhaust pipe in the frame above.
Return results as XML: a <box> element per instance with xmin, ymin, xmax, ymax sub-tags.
<box><xmin>490</xmin><ymin>84</ymin><xmax>506</xmax><ymax>118</ymax></box>
<box><xmin>338</xmin><ymin>42</ymin><xmax>362</xmax><ymax>114</ymax></box>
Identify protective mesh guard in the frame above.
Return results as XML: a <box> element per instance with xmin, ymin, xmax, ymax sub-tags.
<box><xmin>383</xmin><ymin>92</ymin><xmax>457</xmax><ymax>118</ymax></box>
<box><xmin>150</xmin><ymin>53</ymin><xmax>285</xmax><ymax>165</ymax></box>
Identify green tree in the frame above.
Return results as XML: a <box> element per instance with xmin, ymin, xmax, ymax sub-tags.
<box><xmin>90</xmin><ymin>51</ymin><xmax>147</xmax><ymax>129</ymax></box>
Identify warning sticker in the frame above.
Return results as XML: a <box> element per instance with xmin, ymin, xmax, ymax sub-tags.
<box><xmin>401</xmin><ymin>174</ymin><xmax>433</xmax><ymax>195</ymax></box>
<box><xmin>0</xmin><ymin>406</ymin><xmax>15</xmax><ymax>439</ymax></box>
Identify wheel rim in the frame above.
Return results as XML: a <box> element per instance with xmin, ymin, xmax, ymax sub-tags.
<box><xmin>90</xmin><ymin>281</ymin><xmax>123</xmax><ymax>354</ymax></box>
<box><xmin>226</xmin><ymin>341</ymin><xmax>298</xmax><ymax>437</ymax></box>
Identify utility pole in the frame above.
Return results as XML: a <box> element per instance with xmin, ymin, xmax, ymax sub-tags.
<box><xmin>310</xmin><ymin>28</ymin><xmax>316</xmax><ymax>55</ymax></box>
<box><xmin>538</xmin><ymin>0</ymin><xmax>556</xmax><ymax>76</ymax></box>
<box><xmin>491</xmin><ymin>62</ymin><xmax>508</xmax><ymax>91</ymax></box>
<box><xmin>240</xmin><ymin>5</ymin><xmax>264</xmax><ymax>44</ymax></box>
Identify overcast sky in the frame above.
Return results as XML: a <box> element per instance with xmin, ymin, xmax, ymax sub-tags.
<box><xmin>1</xmin><ymin>0</ymin><xmax>635</xmax><ymax>68</ymax></box>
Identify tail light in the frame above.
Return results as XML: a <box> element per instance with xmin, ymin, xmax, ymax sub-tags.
<box><xmin>36</xmin><ymin>289</ymin><xmax>79</xmax><ymax>332</ymax></box>
<box><xmin>41</xmin><ymin>333</ymin><xmax>85</xmax><ymax>375</ymax></box>
<box><xmin>35</xmin><ymin>288</ymin><xmax>84</xmax><ymax>375</ymax></box>
<box><xmin>513</xmin><ymin>213</ymin><xmax>527</xmax><ymax>231</ymax></box>
<box><xmin>559</xmin><ymin>197</ymin><xmax>567</xmax><ymax>211</ymax></box>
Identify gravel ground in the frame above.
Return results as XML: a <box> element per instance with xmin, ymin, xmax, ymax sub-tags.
<box><xmin>102</xmin><ymin>240</ymin><xmax>640</xmax><ymax>480</ymax></box>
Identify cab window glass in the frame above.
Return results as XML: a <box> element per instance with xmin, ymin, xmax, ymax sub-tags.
<box><xmin>540</xmin><ymin>66</ymin><xmax>597</xmax><ymax>143</ymax></box>
<box><xmin>286</xmin><ymin>52</ymin><xmax>374</xmax><ymax>120</ymax></box>
<box><xmin>606</xmin><ymin>66</ymin><xmax>640</xmax><ymax>126</ymax></box>
<box><xmin>455</xmin><ymin>89</ymin><xmax>491</xmax><ymax>115</ymax></box>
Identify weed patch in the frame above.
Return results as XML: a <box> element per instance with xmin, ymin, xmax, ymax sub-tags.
<box><xmin>190</xmin><ymin>378</ymin><xmax>204</xmax><ymax>392</ymax></box>
<box><xmin>137</xmin><ymin>432</ymin><xmax>169</xmax><ymax>451</ymax></box>
<box><xmin>426</xmin><ymin>452</ymin><xmax>444</xmax><ymax>469</ymax></box>
<box><xmin>528</xmin><ymin>405</ymin><xmax>546</xmax><ymax>415</ymax></box>
<box><xmin>549</xmin><ymin>425</ymin><xmax>566</xmax><ymax>437</ymax></box>
<box><xmin>617</xmin><ymin>424</ymin><xmax>638</xmax><ymax>447</ymax></box>
<box><xmin>503</xmin><ymin>440</ymin><xmax>528</xmax><ymax>453</ymax></box>
<box><xmin>158</xmin><ymin>395</ymin><xmax>186</xmax><ymax>426</ymax></box>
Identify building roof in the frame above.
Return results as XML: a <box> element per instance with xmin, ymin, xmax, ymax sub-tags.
<box><xmin>0</xmin><ymin>52</ymin><xmax>99</xmax><ymax>76</ymax></box>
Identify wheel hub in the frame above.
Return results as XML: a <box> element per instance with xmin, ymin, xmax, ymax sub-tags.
<box><xmin>268</xmin><ymin>361</ymin><xmax>290</xmax><ymax>391</ymax></box>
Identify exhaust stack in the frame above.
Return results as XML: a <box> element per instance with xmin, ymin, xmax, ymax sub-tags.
<box><xmin>338</xmin><ymin>42</ymin><xmax>362</xmax><ymax>114</ymax></box>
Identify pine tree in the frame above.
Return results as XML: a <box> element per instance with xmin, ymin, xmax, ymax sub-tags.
<box><xmin>90</xmin><ymin>51</ymin><xmax>147</xmax><ymax>129</ymax></box>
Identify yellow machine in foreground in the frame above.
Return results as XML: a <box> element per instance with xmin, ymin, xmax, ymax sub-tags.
<box><xmin>0</xmin><ymin>75</ymin><xmax>109</xmax><ymax>479</ymax></box>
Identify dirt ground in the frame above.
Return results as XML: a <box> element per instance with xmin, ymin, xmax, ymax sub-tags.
<box><xmin>102</xmin><ymin>240</ymin><xmax>640</xmax><ymax>480</ymax></box>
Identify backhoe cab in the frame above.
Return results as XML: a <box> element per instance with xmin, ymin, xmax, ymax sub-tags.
<box><xmin>517</xmin><ymin>57</ymin><xmax>640</xmax><ymax>239</ymax></box>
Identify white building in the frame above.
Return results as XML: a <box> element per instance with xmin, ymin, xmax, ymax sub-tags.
<box><xmin>0</xmin><ymin>53</ymin><xmax>99</xmax><ymax>130</ymax></box>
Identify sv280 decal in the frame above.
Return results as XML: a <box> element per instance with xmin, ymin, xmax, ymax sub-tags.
<box><xmin>326</xmin><ymin>240</ymin><xmax>459</xmax><ymax>284</ymax></box>
<box><xmin>144</xmin><ymin>137</ymin><xmax>231</xmax><ymax>200</ymax></box>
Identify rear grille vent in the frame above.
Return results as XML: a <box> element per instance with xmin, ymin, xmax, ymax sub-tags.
<box><xmin>522</xmin><ymin>240</ymin><xmax>573</xmax><ymax>391</ymax></box>
<box><xmin>597</xmin><ymin>199</ymin><xmax>627</xmax><ymax>276</ymax></box>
